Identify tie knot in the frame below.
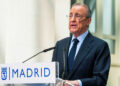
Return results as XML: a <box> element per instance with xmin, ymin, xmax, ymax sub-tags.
<box><xmin>73</xmin><ymin>38</ymin><xmax>79</xmax><ymax>44</ymax></box>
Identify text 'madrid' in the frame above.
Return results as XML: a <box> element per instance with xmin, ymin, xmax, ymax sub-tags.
<box><xmin>0</xmin><ymin>62</ymin><xmax>56</xmax><ymax>84</ymax></box>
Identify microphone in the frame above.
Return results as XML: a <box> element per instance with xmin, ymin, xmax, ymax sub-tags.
<box><xmin>22</xmin><ymin>47</ymin><xmax>55</xmax><ymax>63</ymax></box>
<box><xmin>42</xmin><ymin>47</ymin><xmax>55</xmax><ymax>52</ymax></box>
<box><xmin>62</xmin><ymin>48</ymin><xmax>66</xmax><ymax>79</ymax></box>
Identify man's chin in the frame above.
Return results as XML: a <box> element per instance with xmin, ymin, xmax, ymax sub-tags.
<box><xmin>70</xmin><ymin>31</ymin><xmax>82</xmax><ymax>37</ymax></box>
<box><xmin>70</xmin><ymin>31</ymin><xmax>78</xmax><ymax>34</ymax></box>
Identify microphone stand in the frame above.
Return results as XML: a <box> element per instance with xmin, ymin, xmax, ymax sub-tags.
<box><xmin>22</xmin><ymin>47</ymin><xmax>55</xmax><ymax>63</ymax></box>
<box><xmin>62</xmin><ymin>48</ymin><xmax>66</xmax><ymax>79</ymax></box>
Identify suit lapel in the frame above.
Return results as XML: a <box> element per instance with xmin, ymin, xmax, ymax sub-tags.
<box><xmin>67</xmin><ymin>33</ymin><xmax>94</xmax><ymax>79</ymax></box>
<box><xmin>63</xmin><ymin>37</ymin><xmax>71</xmax><ymax>79</ymax></box>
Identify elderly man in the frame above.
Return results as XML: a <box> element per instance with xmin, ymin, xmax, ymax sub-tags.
<box><xmin>52</xmin><ymin>3</ymin><xmax>110</xmax><ymax>86</ymax></box>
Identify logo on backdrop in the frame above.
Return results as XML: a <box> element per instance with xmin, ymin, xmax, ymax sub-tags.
<box><xmin>0</xmin><ymin>63</ymin><xmax>55</xmax><ymax>84</ymax></box>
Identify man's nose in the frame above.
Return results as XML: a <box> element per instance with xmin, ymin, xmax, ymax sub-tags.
<box><xmin>70</xmin><ymin>15</ymin><xmax>76</xmax><ymax>22</ymax></box>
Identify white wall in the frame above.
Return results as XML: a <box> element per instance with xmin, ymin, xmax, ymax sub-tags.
<box><xmin>5</xmin><ymin>0</ymin><xmax>39</xmax><ymax>63</ymax></box>
<box><xmin>3</xmin><ymin>0</ymin><xmax>70</xmax><ymax>63</ymax></box>
<box><xmin>55</xmin><ymin>0</ymin><xmax>70</xmax><ymax>40</ymax></box>
<box><xmin>0</xmin><ymin>0</ymin><xmax>6</xmax><ymax>64</ymax></box>
<box><xmin>0</xmin><ymin>0</ymin><xmax>70</xmax><ymax>85</ymax></box>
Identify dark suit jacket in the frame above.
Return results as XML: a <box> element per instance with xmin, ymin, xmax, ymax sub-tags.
<box><xmin>52</xmin><ymin>32</ymin><xmax>110</xmax><ymax>86</ymax></box>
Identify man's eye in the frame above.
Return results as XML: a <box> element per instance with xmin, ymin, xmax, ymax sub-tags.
<box><xmin>76</xmin><ymin>15</ymin><xmax>82</xmax><ymax>17</ymax></box>
<box><xmin>69</xmin><ymin>15</ymin><xmax>72</xmax><ymax>17</ymax></box>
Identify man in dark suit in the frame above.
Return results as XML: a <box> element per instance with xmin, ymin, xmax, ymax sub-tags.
<box><xmin>52</xmin><ymin>3</ymin><xmax>110</xmax><ymax>86</ymax></box>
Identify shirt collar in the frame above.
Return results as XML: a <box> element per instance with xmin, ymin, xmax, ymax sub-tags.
<box><xmin>71</xmin><ymin>30</ymin><xmax>89</xmax><ymax>43</ymax></box>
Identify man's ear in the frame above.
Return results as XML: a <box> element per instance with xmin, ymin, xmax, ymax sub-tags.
<box><xmin>87</xmin><ymin>18</ymin><xmax>91</xmax><ymax>25</ymax></box>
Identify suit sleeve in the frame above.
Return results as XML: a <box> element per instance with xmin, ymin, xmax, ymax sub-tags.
<box><xmin>81</xmin><ymin>42</ymin><xmax>111</xmax><ymax>86</ymax></box>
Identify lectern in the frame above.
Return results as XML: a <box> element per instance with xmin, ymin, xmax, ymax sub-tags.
<box><xmin>0</xmin><ymin>62</ymin><xmax>66</xmax><ymax>86</ymax></box>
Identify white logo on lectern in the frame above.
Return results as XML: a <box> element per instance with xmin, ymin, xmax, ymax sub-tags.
<box><xmin>1</xmin><ymin>67</ymin><xmax>7</xmax><ymax>80</ymax></box>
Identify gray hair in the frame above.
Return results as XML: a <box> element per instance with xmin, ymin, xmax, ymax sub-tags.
<box><xmin>72</xmin><ymin>3</ymin><xmax>91</xmax><ymax>18</ymax></box>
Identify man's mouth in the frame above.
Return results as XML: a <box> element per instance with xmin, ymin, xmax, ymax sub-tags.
<box><xmin>71</xmin><ymin>24</ymin><xmax>77</xmax><ymax>28</ymax></box>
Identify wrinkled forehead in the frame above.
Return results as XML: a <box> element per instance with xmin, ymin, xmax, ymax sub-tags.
<box><xmin>70</xmin><ymin>5</ymin><xmax>87</xmax><ymax>15</ymax></box>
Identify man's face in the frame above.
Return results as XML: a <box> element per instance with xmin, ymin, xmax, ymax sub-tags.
<box><xmin>69</xmin><ymin>5</ymin><xmax>91</xmax><ymax>37</ymax></box>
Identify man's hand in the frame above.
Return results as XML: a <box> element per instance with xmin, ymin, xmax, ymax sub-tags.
<box><xmin>64</xmin><ymin>80</ymin><xmax>79</xmax><ymax>86</ymax></box>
